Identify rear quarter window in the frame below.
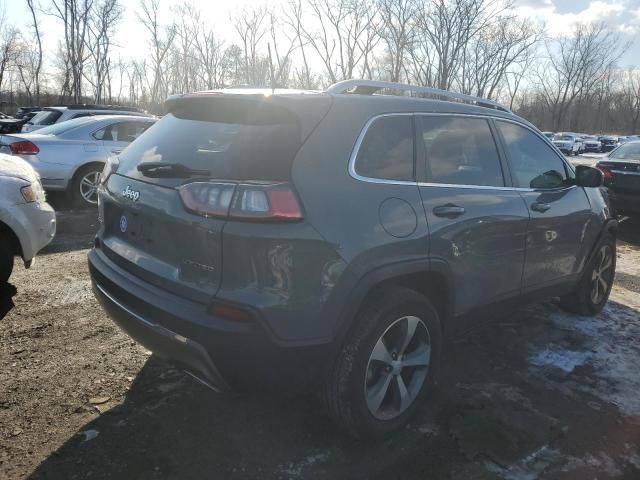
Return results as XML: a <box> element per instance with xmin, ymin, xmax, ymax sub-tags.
<box><xmin>354</xmin><ymin>115</ymin><xmax>414</xmax><ymax>182</ymax></box>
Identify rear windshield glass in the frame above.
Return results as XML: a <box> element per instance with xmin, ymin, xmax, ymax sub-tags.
<box><xmin>117</xmin><ymin>101</ymin><xmax>302</xmax><ymax>183</ymax></box>
<box><xmin>609</xmin><ymin>142</ymin><xmax>640</xmax><ymax>160</ymax></box>
<box><xmin>30</xmin><ymin>110</ymin><xmax>63</xmax><ymax>126</ymax></box>
<box><xmin>37</xmin><ymin>117</ymin><xmax>95</xmax><ymax>136</ymax></box>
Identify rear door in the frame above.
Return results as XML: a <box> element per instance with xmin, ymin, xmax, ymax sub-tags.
<box><xmin>417</xmin><ymin>114</ymin><xmax>529</xmax><ymax>316</ymax></box>
<box><xmin>494</xmin><ymin>120</ymin><xmax>593</xmax><ymax>290</ymax></box>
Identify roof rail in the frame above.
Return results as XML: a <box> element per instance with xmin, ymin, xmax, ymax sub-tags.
<box><xmin>324</xmin><ymin>79</ymin><xmax>511</xmax><ymax>113</ymax></box>
<box><xmin>52</xmin><ymin>103</ymin><xmax>145</xmax><ymax>113</ymax></box>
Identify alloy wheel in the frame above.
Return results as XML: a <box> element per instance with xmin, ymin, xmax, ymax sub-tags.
<box><xmin>79</xmin><ymin>171</ymin><xmax>101</xmax><ymax>205</ymax></box>
<box><xmin>590</xmin><ymin>244</ymin><xmax>614</xmax><ymax>304</ymax></box>
<box><xmin>364</xmin><ymin>315</ymin><xmax>431</xmax><ymax>420</ymax></box>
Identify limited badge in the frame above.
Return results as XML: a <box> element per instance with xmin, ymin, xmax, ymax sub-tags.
<box><xmin>119</xmin><ymin>215</ymin><xmax>128</xmax><ymax>233</ymax></box>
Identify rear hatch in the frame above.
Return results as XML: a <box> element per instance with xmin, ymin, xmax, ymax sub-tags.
<box><xmin>100</xmin><ymin>92</ymin><xmax>331</xmax><ymax>302</ymax></box>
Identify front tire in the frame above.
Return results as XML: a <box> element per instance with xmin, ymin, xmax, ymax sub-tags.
<box><xmin>322</xmin><ymin>286</ymin><xmax>442</xmax><ymax>438</ymax></box>
<box><xmin>560</xmin><ymin>232</ymin><xmax>616</xmax><ymax>316</ymax></box>
<box><xmin>0</xmin><ymin>236</ymin><xmax>14</xmax><ymax>284</ymax></box>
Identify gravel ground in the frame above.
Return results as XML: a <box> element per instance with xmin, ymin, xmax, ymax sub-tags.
<box><xmin>0</xmin><ymin>206</ymin><xmax>639</xmax><ymax>480</ymax></box>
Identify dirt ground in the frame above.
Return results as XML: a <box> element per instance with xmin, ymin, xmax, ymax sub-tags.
<box><xmin>1</xmin><ymin>199</ymin><xmax>639</xmax><ymax>479</ymax></box>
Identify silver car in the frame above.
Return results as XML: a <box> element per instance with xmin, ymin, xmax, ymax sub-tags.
<box><xmin>0</xmin><ymin>115</ymin><xmax>156</xmax><ymax>206</ymax></box>
<box><xmin>0</xmin><ymin>154</ymin><xmax>56</xmax><ymax>283</ymax></box>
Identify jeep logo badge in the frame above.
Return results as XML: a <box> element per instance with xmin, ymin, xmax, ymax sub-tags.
<box><xmin>122</xmin><ymin>185</ymin><xmax>140</xmax><ymax>201</ymax></box>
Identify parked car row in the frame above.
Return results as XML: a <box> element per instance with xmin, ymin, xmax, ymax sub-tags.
<box><xmin>543</xmin><ymin>131</ymin><xmax>634</xmax><ymax>155</ymax></box>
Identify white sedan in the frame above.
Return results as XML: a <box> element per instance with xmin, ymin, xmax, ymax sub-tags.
<box><xmin>0</xmin><ymin>154</ymin><xmax>56</xmax><ymax>283</ymax></box>
<box><xmin>0</xmin><ymin>115</ymin><xmax>156</xmax><ymax>206</ymax></box>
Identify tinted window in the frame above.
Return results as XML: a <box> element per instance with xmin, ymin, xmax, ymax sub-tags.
<box><xmin>117</xmin><ymin>110</ymin><xmax>302</xmax><ymax>186</ymax></box>
<box><xmin>497</xmin><ymin>121</ymin><xmax>568</xmax><ymax>189</ymax></box>
<box><xmin>30</xmin><ymin>110</ymin><xmax>62</xmax><ymax>125</ymax></box>
<box><xmin>354</xmin><ymin>116</ymin><xmax>414</xmax><ymax>181</ymax></box>
<box><xmin>609</xmin><ymin>142</ymin><xmax>640</xmax><ymax>160</ymax></box>
<box><xmin>94</xmin><ymin>121</ymin><xmax>153</xmax><ymax>142</ymax></box>
<box><xmin>419</xmin><ymin>116</ymin><xmax>504</xmax><ymax>187</ymax></box>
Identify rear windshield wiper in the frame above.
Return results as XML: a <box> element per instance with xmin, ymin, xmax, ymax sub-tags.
<box><xmin>137</xmin><ymin>162</ymin><xmax>210</xmax><ymax>178</ymax></box>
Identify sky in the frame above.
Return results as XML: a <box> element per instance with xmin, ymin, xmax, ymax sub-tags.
<box><xmin>3</xmin><ymin>0</ymin><xmax>640</xmax><ymax>69</ymax></box>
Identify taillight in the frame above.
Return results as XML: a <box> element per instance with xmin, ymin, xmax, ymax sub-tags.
<box><xmin>596</xmin><ymin>163</ymin><xmax>613</xmax><ymax>185</ymax></box>
<box><xmin>10</xmin><ymin>140</ymin><xmax>39</xmax><ymax>155</ymax></box>
<box><xmin>178</xmin><ymin>182</ymin><xmax>303</xmax><ymax>222</ymax></box>
<box><xmin>229</xmin><ymin>184</ymin><xmax>303</xmax><ymax>222</ymax></box>
<box><xmin>178</xmin><ymin>182</ymin><xmax>236</xmax><ymax>218</ymax></box>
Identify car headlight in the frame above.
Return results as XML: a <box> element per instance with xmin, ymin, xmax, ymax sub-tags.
<box><xmin>20</xmin><ymin>181</ymin><xmax>46</xmax><ymax>203</ymax></box>
<box><xmin>101</xmin><ymin>156</ymin><xmax>120</xmax><ymax>185</ymax></box>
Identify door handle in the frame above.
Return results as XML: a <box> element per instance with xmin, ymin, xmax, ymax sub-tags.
<box><xmin>111</xmin><ymin>149</ymin><xmax>122</xmax><ymax>154</ymax></box>
<box><xmin>433</xmin><ymin>204</ymin><xmax>466</xmax><ymax>218</ymax></box>
<box><xmin>531</xmin><ymin>202</ymin><xmax>551</xmax><ymax>213</ymax></box>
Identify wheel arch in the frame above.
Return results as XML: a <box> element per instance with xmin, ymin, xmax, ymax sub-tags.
<box><xmin>70</xmin><ymin>160</ymin><xmax>105</xmax><ymax>187</ymax></box>
<box><xmin>0</xmin><ymin>219</ymin><xmax>23</xmax><ymax>258</ymax></box>
<box><xmin>333</xmin><ymin>259</ymin><xmax>456</xmax><ymax>352</ymax></box>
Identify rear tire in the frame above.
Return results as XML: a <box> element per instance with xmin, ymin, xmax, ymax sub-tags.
<box><xmin>560</xmin><ymin>232</ymin><xmax>616</xmax><ymax>316</ymax></box>
<box><xmin>71</xmin><ymin>164</ymin><xmax>103</xmax><ymax>208</ymax></box>
<box><xmin>0</xmin><ymin>236</ymin><xmax>14</xmax><ymax>284</ymax></box>
<box><xmin>321</xmin><ymin>286</ymin><xmax>442</xmax><ymax>438</ymax></box>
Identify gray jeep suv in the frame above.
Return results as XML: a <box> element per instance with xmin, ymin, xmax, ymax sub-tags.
<box><xmin>89</xmin><ymin>80</ymin><xmax>617</xmax><ymax>437</ymax></box>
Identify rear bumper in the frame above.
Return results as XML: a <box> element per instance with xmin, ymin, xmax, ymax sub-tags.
<box><xmin>88</xmin><ymin>247</ymin><xmax>330</xmax><ymax>392</ymax></box>
<box><xmin>607</xmin><ymin>189</ymin><xmax>640</xmax><ymax>216</ymax></box>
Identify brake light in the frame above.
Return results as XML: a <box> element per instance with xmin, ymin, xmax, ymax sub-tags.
<box><xmin>596</xmin><ymin>163</ymin><xmax>613</xmax><ymax>184</ymax></box>
<box><xmin>178</xmin><ymin>182</ymin><xmax>303</xmax><ymax>222</ymax></box>
<box><xmin>10</xmin><ymin>140</ymin><xmax>39</xmax><ymax>155</ymax></box>
<box><xmin>178</xmin><ymin>182</ymin><xmax>236</xmax><ymax>218</ymax></box>
<box><xmin>229</xmin><ymin>184</ymin><xmax>303</xmax><ymax>222</ymax></box>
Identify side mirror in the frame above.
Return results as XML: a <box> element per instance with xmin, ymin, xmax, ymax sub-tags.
<box><xmin>575</xmin><ymin>165</ymin><xmax>603</xmax><ymax>188</ymax></box>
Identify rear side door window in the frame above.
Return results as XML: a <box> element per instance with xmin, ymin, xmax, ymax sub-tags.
<box><xmin>354</xmin><ymin>115</ymin><xmax>414</xmax><ymax>182</ymax></box>
<box><xmin>94</xmin><ymin>122</ymin><xmax>152</xmax><ymax>143</ymax></box>
<box><xmin>419</xmin><ymin>115</ymin><xmax>505</xmax><ymax>187</ymax></box>
<box><xmin>496</xmin><ymin>121</ymin><xmax>569</xmax><ymax>189</ymax></box>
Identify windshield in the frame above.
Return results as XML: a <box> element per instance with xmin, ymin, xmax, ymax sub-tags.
<box><xmin>36</xmin><ymin>117</ymin><xmax>95</xmax><ymax>136</ymax></box>
<box><xmin>553</xmin><ymin>134</ymin><xmax>572</xmax><ymax>141</ymax></box>
<box><xmin>609</xmin><ymin>142</ymin><xmax>640</xmax><ymax>160</ymax></box>
<box><xmin>29</xmin><ymin>110</ymin><xmax>63</xmax><ymax>126</ymax></box>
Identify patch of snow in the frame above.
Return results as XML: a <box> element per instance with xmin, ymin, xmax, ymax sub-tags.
<box><xmin>279</xmin><ymin>452</ymin><xmax>330</xmax><ymax>477</ymax></box>
<box><xmin>529</xmin><ymin>347</ymin><xmax>591</xmax><ymax>373</ymax></box>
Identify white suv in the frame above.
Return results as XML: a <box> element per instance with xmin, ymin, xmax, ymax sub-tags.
<box><xmin>0</xmin><ymin>154</ymin><xmax>56</xmax><ymax>283</ymax></box>
<box><xmin>21</xmin><ymin>105</ymin><xmax>152</xmax><ymax>133</ymax></box>
<box><xmin>552</xmin><ymin>133</ymin><xmax>581</xmax><ymax>156</ymax></box>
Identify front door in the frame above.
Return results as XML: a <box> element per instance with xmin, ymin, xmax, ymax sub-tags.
<box><xmin>494</xmin><ymin>120</ymin><xmax>593</xmax><ymax>290</ymax></box>
<box><xmin>416</xmin><ymin>115</ymin><xmax>529</xmax><ymax>317</ymax></box>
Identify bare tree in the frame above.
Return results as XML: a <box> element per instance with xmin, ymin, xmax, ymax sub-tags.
<box><xmin>137</xmin><ymin>0</ymin><xmax>175</xmax><ymax>106</ymax></box>
<box><xmin>26</xmin><ymin>0</ymin><xmax>43</xmax><ymax>104</ymax></box>
<box><xmin>232</xmin><ymin>6</ymin><xmax>269</xmax><ymax>86</ymax></box>
<box><xmin>377</xmin><ymin>0</ymin><xmax>418</xmax><ymax>82</ymax></box>
<box><xmin>298</xmin><ymin>0</ymin><xmax>380</xmax><ymax>84</ymax></box>
<box><xmin>538</xmin><ymin>22</ymin><xmax>629</xmax><ymax>131</ymax></box>
<box><xmin>85</xmin><ymin>0</ymin><xmax>122</xmax><ymax>103</ymax></box>
<box><xmin>50</xmin><ymin>0</ymin><xmax>94</xmax><ymax>102</ymax></box>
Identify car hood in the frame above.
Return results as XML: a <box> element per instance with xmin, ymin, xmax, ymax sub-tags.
<box><xmin>0</xmin><ymin>153</ymin><xmax>38</xmax><ymax>183</ymax></box>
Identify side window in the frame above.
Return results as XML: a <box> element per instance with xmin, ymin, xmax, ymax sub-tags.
<box><xmin>93</xmin><ymin>122</ymin><xmax>152</xmax><ymax>143</ymax></box>
<box><xmin>419</xmin><ymin>116</ymin><xmax>504</xmax><ymax>187</ymax></box>
<box><xmin>497</xmin><ymin>121</ymin><xmax>568</xmax><ymax>189</ymax></box>
<box><xmin>354</xmin><ymin>116</ymin><xmax>414</xmax><ymax>181</ymax></box>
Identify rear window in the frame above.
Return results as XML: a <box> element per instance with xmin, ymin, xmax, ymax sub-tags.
<box><xmin>117</xmin><ymin>100</ymin><xmax>302</xmax><ymax>185</ymax></box>
<box><xmin>30</xmin><ymin>110</ymin><xmax>63</xmax><ymax>126</ymax></box>
<box><xmin>37</xmin><ymin>117</ymin><xmax>95</xmax><ymax>136</ymax></box>
<box><xmin>609</xmin><ymin>142</ymin><xmax>640</xmax><ymax>160</ymax></box>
